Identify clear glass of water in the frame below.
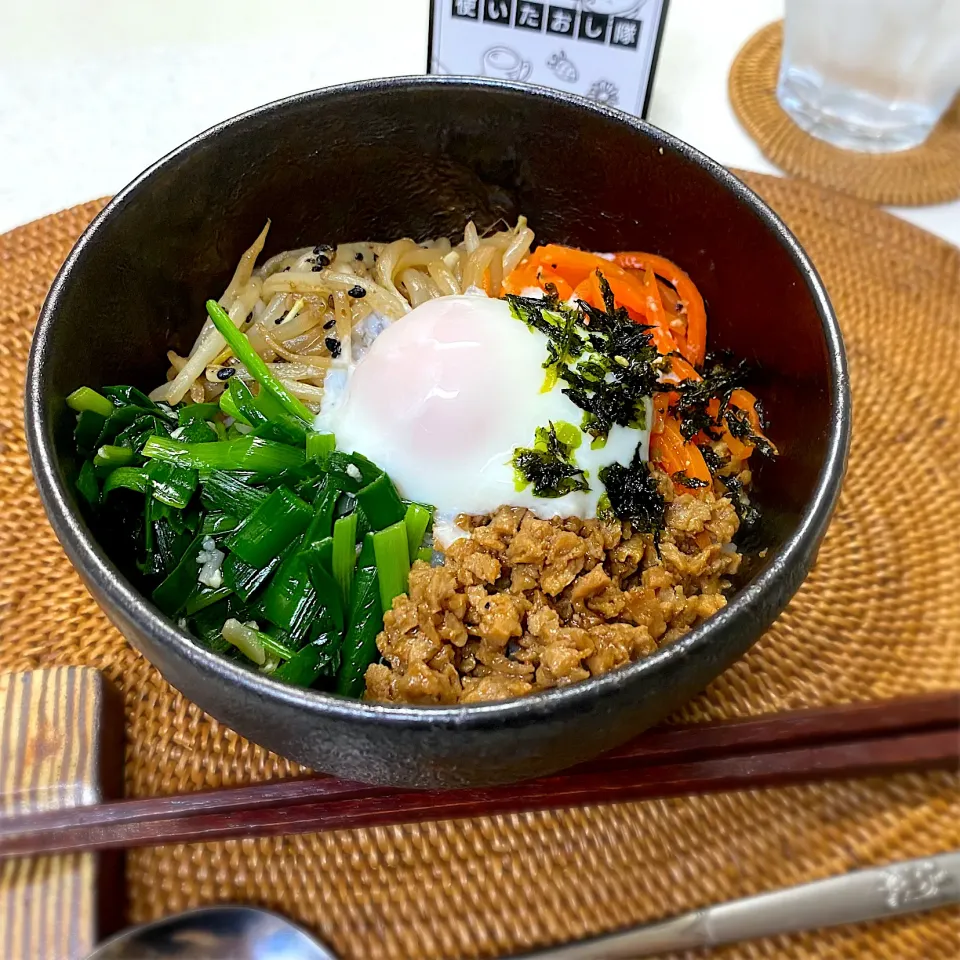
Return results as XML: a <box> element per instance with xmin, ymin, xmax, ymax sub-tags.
<box><xmin>777</xmin><ymin>0</ymin><xmax>960</xmax><ymax>153</ymax></box>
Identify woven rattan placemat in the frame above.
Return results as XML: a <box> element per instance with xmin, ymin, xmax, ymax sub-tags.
<box><xmin>730</xmin><ymin>22</ymin><xmax>960</xmax><ymax>207</ymax></box>
<box><xmin>1</xmin><ymin>174</ymin><xmax>958</xmax><ymax>958</ymax></box>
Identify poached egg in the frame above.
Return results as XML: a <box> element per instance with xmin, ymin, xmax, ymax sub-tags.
<box><xmin>316</xmin><ymin>294</ymin><xmax>650</xmax><ymax>540</ymax></box>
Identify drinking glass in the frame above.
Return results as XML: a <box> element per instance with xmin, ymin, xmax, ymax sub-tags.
<box><xmin>777</xmin><ymin>0</ymin><xmax>960</xmax><ymax>153</ymax></box>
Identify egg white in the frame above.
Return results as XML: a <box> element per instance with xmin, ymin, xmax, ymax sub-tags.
<box><xmin>316</xmin><ymin>294</ymin><xmax>650</xmax><ymax>541</ymax></box>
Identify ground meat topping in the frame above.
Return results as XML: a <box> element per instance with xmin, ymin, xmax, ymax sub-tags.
<box><xmin>364</xmin><ymin>482</ymin><xmax>742</xmax><ymax>705</ymax></box>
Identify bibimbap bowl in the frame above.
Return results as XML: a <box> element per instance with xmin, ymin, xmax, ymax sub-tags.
<box><xmin>26</xmin><ymin>79</ymin><xmax>850</xmax><ymax>788</ymax></box>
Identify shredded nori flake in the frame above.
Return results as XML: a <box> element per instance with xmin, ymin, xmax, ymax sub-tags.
<box><xmin>697</xmin><ymin>443</ymin><xmax>728</xmax><ymax>474</ymax></box>
<box><xmin>672</xmin><ymin>471</ymin><xmax>709</xmax><ymax>489</ymax></box>
<box><xmin>667</xmin><ymin>357</ymin><xmax>743</xmax><ymax>440</ymax></box>
<box><xmin>753</xmin><ymin>396</ymin><xmax>769</xmax><ymax>431</ymax></box>
<box><xmin>724</xmin><ymin>406</ymin><xmax>777</xmax><ymax>458</ymax></box>
<box><xmin>667</xmin><ymin>353</ymin><xmax>768</xmax><ymax>447</ymax></box>
<box><xmin>598</xmin><ymin>451</ymin><xmax>665</xmax><ymax>536</ymax></box>
<box><xmin>505</xmin><ymin>273</ymin><xmax>660</xmax><ymax>443</ymax></box>
<box><xmin>720</xmin><ymin>474</ymin><xmax>762</xmax><ymax>534</ymax></box>
<box><xmin>505</xmin><ymin>289</ymin><xmax>566</xmax><ymax>340</ymax></box>
<box><xmin>512</xmin><ymin>423</ymin><xmax>589</xmax><ymax>499</ymax></box>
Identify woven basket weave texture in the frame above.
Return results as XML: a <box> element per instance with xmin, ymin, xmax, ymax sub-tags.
<box><xmin>729</xmin><ymin>22</ymin><xmax>960</xmax><ymax>207</ymax></box>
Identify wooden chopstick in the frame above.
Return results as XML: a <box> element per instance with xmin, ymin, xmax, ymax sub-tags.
<box><xmin>1</xmin><ymin>691</ymin><xmax>956</xmax><ymax>860</ymax></box>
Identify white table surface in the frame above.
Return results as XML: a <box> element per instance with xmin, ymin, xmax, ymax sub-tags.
<box><xmin>1</xmin><ymin>0</ymin><xmax>957</xmax><ymax>245</ymax></box>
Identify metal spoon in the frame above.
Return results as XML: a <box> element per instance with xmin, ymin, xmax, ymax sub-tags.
<box><xmin>87</xmin><ymin>852</ymin><xmax>959</xmax><ymax>960</ymax></box>
<box><xmin>86</xmin><ymin>905</ymin><xmax>335</xmax><ymax>960</ymax></box>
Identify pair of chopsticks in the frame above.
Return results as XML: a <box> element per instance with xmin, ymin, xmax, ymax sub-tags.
<box><xmin>1</xmin><ymin>691</ymin><xmax>956</xmax><ymax>860</ymax></box>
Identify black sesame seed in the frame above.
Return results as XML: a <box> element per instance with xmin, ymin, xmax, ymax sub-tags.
<box><xmin>311</xmin><ymin>265</ymin><xmax>323</xmax><ymax>272</ymax></box>
<box><xmin>354</xmin><ymin>251</ymin><xmax>364</xmax><ymax>261</ymax></box>
<box><xmin>323</xmin><ymin>318</ymin><xmax>336</xmax><ymax>330</ymax></box>
<box><xmin>372</xmin><ymin>253</ymin><xmax>379</xmax><ymax>261</ymax></box>
<box><xmin>282</xmin><ymin>266</ymin><xmax>291</xmax><ymax>272</ymax></box>
<box><xmin>325</xmin><ymin>337</ymin><xmax>342</xmax><ymax>359</ymax></box>
<box><xmin>348</xmin><ymin>285</ymin><xmax>366</xmax><ymax>298</ymax></box>
<box><xmin>245</xmin><ymin>311</ymin><xmax>253</xmax><ymax>324</ymax></box>
<box><xmin>216</xmin><ymin>367</ymin><xmax>236</xmax><ymax>381</ymax></box>
<box><xmin>316</xmin><ymin>255</ymin><xmax>330</xmax><ymax>268</ymax></box>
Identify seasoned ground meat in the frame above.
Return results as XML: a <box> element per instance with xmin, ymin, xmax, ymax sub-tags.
<box><xmin>365</xmin><ymin>476</ymin><xmax>743</xmax><ymax>705</ymax></box>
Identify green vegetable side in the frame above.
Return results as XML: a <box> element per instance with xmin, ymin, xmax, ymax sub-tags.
<box><xmin>65</xmin><ymin>301</ymin><xmax>432</xmax><ymax>697</ymax></box>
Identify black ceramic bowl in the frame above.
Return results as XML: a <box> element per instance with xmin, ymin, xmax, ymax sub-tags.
<box><xmin>26</xmin><ymin>78</ymin><xmax>849</xmax><ymax>788</ymax></box>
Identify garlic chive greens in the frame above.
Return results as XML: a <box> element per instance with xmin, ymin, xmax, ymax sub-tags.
<box><xmin>65</xmin><ymin>311</ymin><xmax>433</xmax><ymax>698</ymax></box>
<box><xmin>205</xmin><ymin>299</ymin><xmax>314</xmax><ymax>424</ymax></box>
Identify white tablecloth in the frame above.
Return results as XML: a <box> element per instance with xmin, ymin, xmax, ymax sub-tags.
<box><xmin>1</xmin><ymin>0</ymin><xmax>957</xmax><ymax>245</ymax></box>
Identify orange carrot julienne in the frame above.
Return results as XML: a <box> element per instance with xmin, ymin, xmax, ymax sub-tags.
<box><xmin>642</xmin><ymin>266</ymin><xmax>665</xmax><ymax>326</ymax></box>
<box><xmin>537</xmin><ymin>269</ymin><xmax>574</xmax><ymax>301</ymax></box>
<box><xmin>502</xmin><ymin>260</ymin><xmax>575</xmax><ymax>300</ymax></box>
<box><xmin>652</xmin><ymin>391</ymin><xmax>671</xmax><ymax>433</ymax></box>
<box><xmin>612</xmin><ymin>251</ymin><xmax>707</xmax><ymax>367</ymax></box>
<box><xmin>727</xmin><ymin>389</ymin><xmax>777</xmax><ymax>457</ymax></box>
<box><xmin>508</xmin><ymin>245</ymin><xmax>678</xmax><ymax>341</ymax></box>
<box><xmin>696</xmin><ymin>390</ymin><xmax>775</xmax><ymax>462</ymax></box>
<box><xmin>650</xmin><ymin>394</ymin><xmax>713</xmax><ymax>491</ymax></box>
<box><xmin>650</xmin><ymin>417</ymin><xmax>711</xmax><ymax>490</ymax></box>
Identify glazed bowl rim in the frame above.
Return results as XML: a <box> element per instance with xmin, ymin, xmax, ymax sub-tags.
<box><xmin>25</xmin><ymin>75</ymin><xmax>851</xmax><ymax>730</ymax></box>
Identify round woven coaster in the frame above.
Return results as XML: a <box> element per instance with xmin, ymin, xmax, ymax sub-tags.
<box><xmin>1</xmin><ymin>178</ymin><xmax>958</xmax><ymax>959</ymax></box>
<box><xmin>730</xmin><ymin>22</ymin><xmax>960</xmax><ymax>207</ymax></box>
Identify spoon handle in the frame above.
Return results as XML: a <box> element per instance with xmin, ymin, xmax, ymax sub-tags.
<box><xmin>518</xmin><ymin>852</ymin><xmax>960</xmax><ymax>959</ymax></box>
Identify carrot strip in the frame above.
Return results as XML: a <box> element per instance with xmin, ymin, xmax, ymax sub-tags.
<box><xmin>656</xmin><ymin>277</ymin><xmax>681</xmax><ymax>315</ymax></box>
<box><xmin>571</xmin><ymin>275</ymin><xmax>597</xmax><ymax>306</ymax></box>
<box><xmin>531</xmin><ymin>244</ymin><xmax>620</xmax><ymax>284</ymax></box>
<box><xmin>612</xmin><ymin>252</ymin><xmax>707</xmax><ymax>367</ymax></box>
<box><xmin>731</xmin><ymin>389</ymin><xmax>763</xmax><ymax>425</ymax></box>
<box><xmin>728</xmin><ymin>388</ymin><xmax>777</xmax><ymax>457</ymax></box>
<box><xmin>506</xmin><ymin>247</ymin><xmax>706</xmax><ymax>368</ymax></box>
<box><xmin>502</xmin><ymin>258</ymin><xmax>578</xmax><ymax>301</ymax></box>
<box><xmin>592</xmin><ymin>267</ymin><xmax>649</xmax><ymax>318</ymax></box>
<box><xmin>650</xmin><ymin>416</ymin><xmax>711</xmax><ymax>490</ymax></box>
<box><xmin>501</xmin><ymin>259</ymin><xmax>540</xmax><ymax>295</ymax></box>
<box><xmin>699</xmin><ymin>389</ymin><xmax>776</xmax><ymax>463</ymax></box>
<box><xmin>652</xmin><ymin>392</ymin><xmax>671</xmax><ymax>433</ymax></box>
<box><xmin>642</xmin><ymin>267</ymin><xmax>665</xmax><ymax>326</ymax></box>
<box><xmin>536</xmin><ymin>268</ymin><xmax>574</xmax><ymax>301</ymax></box>
<box><xmin>651</xmin><ymin>397</ymin><xmax>711</xmax><ymax>490</ymax></box>
<box><xmin>660</xmin><ymin>352</ymin><xmax>700</xmax><ymax>384</ymax></box>
<box><xmin>703</xmin><ymin>398</ymin><xmax>750</xmax><ymax>460</ymax></box>
<box><xmin>514</xmin><ymin>245</ymin><xmax>672</xmax><ymax>332</ymax></box>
